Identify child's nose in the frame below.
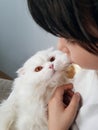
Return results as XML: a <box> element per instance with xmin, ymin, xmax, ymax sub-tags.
<box><xmin>57</xmin><ymin>38</ymin><xmax>70</xmax><ymax>54</ymax></box>
<box><xmin>49</xmin><ymin>64</ymin><xmax>54</xmax><ymax>69</ymax></box>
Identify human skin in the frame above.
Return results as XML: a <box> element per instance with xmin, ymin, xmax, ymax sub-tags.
<box><xmin>58</xmin><ymin>38</ymin><xmax>98</xmax><ymax>69</ymax></box>
<box><xmin>48</xmin><ymin>84</ymin><xmax>80</xmax><ymax>130</ymax></box>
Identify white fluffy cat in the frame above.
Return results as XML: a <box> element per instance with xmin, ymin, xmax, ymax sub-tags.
<box><xmin>0</xmin><ymin>48</ymin><xmax>73</xmax><ymax>130</ymax></box>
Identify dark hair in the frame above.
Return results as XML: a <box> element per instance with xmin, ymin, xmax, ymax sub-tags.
<box><xmin>27</xmin><ymin>0</ymin><xmax>98</xmax><ymax>55</ymax></box>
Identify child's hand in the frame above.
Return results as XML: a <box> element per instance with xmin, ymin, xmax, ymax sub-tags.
<box><xmin>48</xmin><ymin>84</ymin><xmax>80</xmax><ymax>130</ymax></box>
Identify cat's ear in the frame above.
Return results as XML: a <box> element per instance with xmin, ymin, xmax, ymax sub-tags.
<box><xmin>16</xmin><ymin>67</ymin><xmax>25</xmax><ymax>76</ymax></box>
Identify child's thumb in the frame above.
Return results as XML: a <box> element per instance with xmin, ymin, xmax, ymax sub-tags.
<box><xmin>66</xmin><ymin>93</ymin><xmax>81</xmax><ymax>118</ymax></box>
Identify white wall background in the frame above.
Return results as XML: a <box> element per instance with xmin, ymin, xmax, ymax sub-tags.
<box><xmin>0</xmin><ymin>0</ymin><xmax>57</xmax><ymax>78</ymax></box>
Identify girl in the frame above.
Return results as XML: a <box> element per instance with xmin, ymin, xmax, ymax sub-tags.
<box><xmin>27</xmin><ymin>0</ymin><xmax>98</xmax><ymax>130</ymax></box>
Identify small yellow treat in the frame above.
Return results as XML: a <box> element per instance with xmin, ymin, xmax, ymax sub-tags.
<box><xmin>66</xmin><ymin>64</ymin><xmax>76</xmax><ymax>79</ymax></box>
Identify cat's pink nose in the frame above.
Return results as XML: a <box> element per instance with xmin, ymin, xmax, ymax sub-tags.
<box><xmin>49</xmin><ymin>64</ymin><xmax>54</xmax><ymax>69</ymax></box>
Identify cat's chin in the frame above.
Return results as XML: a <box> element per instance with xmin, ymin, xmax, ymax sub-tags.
<box><xmin>48</xmin><ymin>70</ymin><xmax>56</xmax><ymax>79</ymax></box>
<box><xmin>50</xmin><ymin>70</ymin><xmax>63</xmax><ymax>80</ymax></box>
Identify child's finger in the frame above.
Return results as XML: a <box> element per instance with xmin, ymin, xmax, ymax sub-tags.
<box><xmin>54</xmin><ymin>84</ymin><xmax>73</xmax><ymax>99</ymax></box>
<box><xmin>66</xmin><ymin>92</ymin><xmax>81</xmax><ymax>117</ymax></box>
<box><xmin>63</xmin><ymin>90</ymin><xmax>74</xmax><ymax>106</ymax></box>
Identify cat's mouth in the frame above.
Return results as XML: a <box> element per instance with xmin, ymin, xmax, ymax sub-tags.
<box><xmin>51</xmin><ymin>69</ymin><xmax>57</xmax><ymax>77</ymax></box>
<box><xmin>49</xmin><ymin>63</ymin><xmax>71</xmax><ymax>77</ymax></box>
<box><xmin>53</xmin><ymin>69</ymin><xmax>56</xmax><ymax>74</ymax></box>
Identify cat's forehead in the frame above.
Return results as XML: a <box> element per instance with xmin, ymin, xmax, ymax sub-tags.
<box><xmin>24</xmin><ymin>49</ymin><xmax>65</xmax><ymax>67</ymax></box>
<box><xmin>24</xmin><ymin>53</ymin><xmax>49</xmax><ymax>67</ymax></box>
<box><xmin>35</xmin><ymin>49</ymin><xmax>64</xmax><ymax>59</ymax></box>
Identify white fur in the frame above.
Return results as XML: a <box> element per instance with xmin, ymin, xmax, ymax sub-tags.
<box><xmin>0</xmin><ymin>48</ymin><xmax>72</xmax><ymax>130</ymax></box>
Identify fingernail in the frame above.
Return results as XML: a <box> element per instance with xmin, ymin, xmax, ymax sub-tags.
<box><xmin>75</xmin><ymin>92</ymin><xmax>81</xmax><ymax>101</ymax></box>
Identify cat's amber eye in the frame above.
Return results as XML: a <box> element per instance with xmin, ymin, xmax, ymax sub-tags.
<box><xmin>49</xmin><ymin>56</ymin><xmax>55</xmax><ymax>62</ymax></box>
<box><xmin>35</xmin><ymin>66</ymin><xmax>43</xmax><ymax>72</ymax></box>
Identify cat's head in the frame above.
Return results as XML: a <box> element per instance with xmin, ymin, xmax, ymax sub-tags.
<box><xmin>17</xmin><ymin>48</ymin><xmax>71</xmax><ymax>85</ymax></box>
